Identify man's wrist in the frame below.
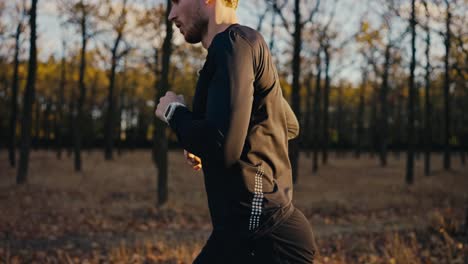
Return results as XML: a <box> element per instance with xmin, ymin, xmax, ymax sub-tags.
<box><xmin>163</xmin><ymin>102</ymin><xmax>186</xmax><ymax>124</ymax></box>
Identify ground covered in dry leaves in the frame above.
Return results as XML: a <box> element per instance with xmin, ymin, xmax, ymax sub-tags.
<box><xmin>0</xmin><ymin>150</ymin><xmax>467</xmax><ymax>263</ymax></box>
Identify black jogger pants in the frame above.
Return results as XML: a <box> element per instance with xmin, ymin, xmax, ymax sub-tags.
<box><xmin>192</xmin><ymin>206</ymin><xmax>316</xmax><ymax>264</ymax></box>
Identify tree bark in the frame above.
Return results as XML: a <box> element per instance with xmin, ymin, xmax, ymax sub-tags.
<box><xmin>104</xmin><ymin>38</ymin><xmax>121</xmax><ymax>160</ymax></box>
<box><xmin>104</xmin><ymin>0</ymin><xmax>128</xmax><ymax>160</ymax></box>
<box><xmin>406</xmin><ymin>0</ymin><xmax>417</xmax><ymax>185</ymax></box>
<box><xmin>289</xmin><ymin>0</ymin><xmax>302</xmax><ymax>184</ymax></box>
<box><xmin>395</xmin><ymin>85</ymin><xmax>404</xmax><ymax>159</ymax></box>
<box><xmin>322</xmin><ymin>45</ymin><xmax>330</xmax><ymax>165</ymax></box>
<box><xmin>312</xmin><ymin>51</ymin><xmax>321</xmax><ymax>173</ymax></box>
<box><xmin>379</xmin><ymin>44</ymin><xmax>391</xmax><ymax>167</ymax></box>
<box><xmin>43</xmin><ymin>99</ymin><xmax>51</xmax><ymax>149</ymax></box>
<box><xmin>74</xmin><ymin>6</ymin><xmax>88</xmax><ymax>171</ymax></box>
<box><xmin>336</xmin><ymin>86</ymin><xmax>344</xmax><ymax>157</ymax></box>
<box><xmin>269</xmin><ymin>1</ymin><xmax>276</xmax><ymax>52</ymax></box>
<box><xmin>55</xmin><ymin>42</ymin><xmax>66</xmax><ymax>160</ymax></box>
<box><xmin>355</xmin><ymin>68</ymin><xmax>367</xmax><ymax>159</ymax></box>
<box><xmin>153</xmin><ymin>0</ymin><xmax>173</xmax><ymax>207</ymax></box>
<box><xmin>305</xmin><ymin>74</ymin><xmax>312</xmax><ymax>157</ymax></box>
<box><xmin>117</xmin><ymin>86</ymin><xmax>125</xmax><ymax>156</ymax></box>
<box><xmin>443</xmin><ymin>0</ymin><xmax>451</xmax><ymax>170</ymax></box>
<box><xmin>8</xmin><ymin>22</ymin><xmax>22</xmax><ymax>167</ymax></box>
<box><xmin>370</xmin><ymin>82</ymin><xmax>379</xmax><ymax>158</ymax></box>
<box><xmin>87</xmin><ymin>74</ymin><xmax>98</xmax><ymax>153</ymax></box>
<box><xmin>17</xmin><ymin>0</ymin><xmax>38</xmax><ymax>184</ymax></box>
<box><xmin>34</xmin><ymin>98</ymin><xmax>40</xmax><ymax>149</ymax></box>
<box><xmin>67</xmin><ymin>87</ymin><xmax>75</xmax><ymax>158</ymax></box>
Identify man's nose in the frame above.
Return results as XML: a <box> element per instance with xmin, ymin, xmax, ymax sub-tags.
<box><xmin>168</xmin><ymin>6</ymin><xmax>176</xmax><ymax>22</ymax></box>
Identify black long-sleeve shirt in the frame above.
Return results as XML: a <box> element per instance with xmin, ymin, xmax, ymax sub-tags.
<box><xmin>168</xmin><ymin>24</ymin><xmax>299</xmax><ymax>238</ymax></box>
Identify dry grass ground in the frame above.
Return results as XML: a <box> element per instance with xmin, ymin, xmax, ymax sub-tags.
<box><xmin>0</xmin><ymin>149</ymin><xmax>467</xmax><ymax>263</ymax></box>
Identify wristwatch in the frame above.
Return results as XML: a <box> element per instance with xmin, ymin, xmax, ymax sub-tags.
<box><xmin>163</xmin><ymin>102</ymin><xmax>186</xmax><ymax>123</ymax></box>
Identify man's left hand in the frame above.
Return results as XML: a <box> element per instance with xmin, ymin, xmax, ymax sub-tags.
<box><xmin>155</xmin><ymin>91</ymin><xmax>185</xmax><ymax>122</ymax></box>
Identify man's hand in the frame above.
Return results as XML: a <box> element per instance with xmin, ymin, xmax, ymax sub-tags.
<box><xmin>184</xmin><ymin>149</ymin><xmax>202</xmax><ymax>171</ymax></box>
<box><xmin>155</xmin><ymin>91</ymin><xmax>185</xmax><ymax>122</ymax></box>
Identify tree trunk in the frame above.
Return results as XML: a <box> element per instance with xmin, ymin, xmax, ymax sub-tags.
<box><xmin>464</xmin><ymin>206</ymin><xmax>468</xmax><ymax>236</ymax></box>
<box><xmin>305</xmin><ymin>74</ymin><xmax>312</xmax><ymax>157</ymax></box>
<box><xmin>17</xmin><ymin>0</ymin><xmax>38</xmax><ymax>184</ymax></box>
<box><xmin>104</xmin><ymin>29</ymin><xmax>124</xmax><ymax>160</ymax></box>
<box><xmin>153</xmin><ymin>0</ymin><xmax>173</xmax><ymax>207</ymax></box>
<box><xmin>104</xmin><ymin>52</ymin><xmax>117</xmax><ymax>160</ymax></box>
<box><xmin>117</xmin><ymin>87</ymin><xmax>125</xmax><ymax>156</ymax></box>
<box><xmin>74</xmin><ymin>12</ymin><xmax>88</xmax><ymax>171</ymax></box>
<box><xmin>130</xmin><ymin>106</ymin><xmax>138</xmax><ymax>150</ymax></box>
<box><xmin>379</xmin><ymin>44</ymin><xmax>391</xmax><ymax>167</ymax></box>
<box><xmin>406</xmin><ymin>0</ymin><xmax>417</xmax><ymax>185</ymax></box>
<box><xmin>322</xmin><ymin>45</ymin><xmax>330</xmax><ymax>165</ymax></box>
<box><xmin>67</xmin><ymin>92</ymin><xmax>75</xmax><ymax>158</ymax></box>
<box><xmin>312</xmin><ymin>51</ymin><xmax>321</xmax><ymax>173</ymax></box>
<box><xmin>269</xmin><ymin>2</ymin><xmax>276</xmax><ymax>52</ymax></box>
<box><xmin>34</xmin><ymin>99</ymin><xmax>40</xmax><ymax>149</ymax></box>
<box><xmin>443</xmin><ymin>0</ymin><xmax>451</xmax><ymax>170</ymax></box>
<box><xmin>88</xmin><ymin>75</ymin><xmax>98</xmax><ymax>153</ymax></box>
<box><xmin>370</xmin><ymin>83</ymin><xmax>378</xmax><ymax>158</ymax></box>
<box><xmin>424</xmin><ymin>18</ymin><xmax>432</xmax><ymax>176</ymax></box>
<box><xmin>414</xmin><ymin>80</ymin><xmax>421</xmax><ymax>161</ymax></box>
<box><xmin>394</xmin><ymin>85</ymin><xmax>404</xmax><ymax>159</ymax></box>
<box><xmin>43</xmin><ymin>99</ymin><xmax>51</xmax><ymax>149</ymax></box>
<box><xmin>289</xmin><ymin>0</ymin><xmax>302</xmax><ymax>184</ymax></box>
<box><xmin>336</xmin><ymin>86</ymin><xmax>344</xmax><ymax>158</ymax></box>
<box><xmin>355</xmin><ymin>68</ymin><xmax>367</xmax><ymax>159</ymax></box>
<box><xmin>56</xmin><ymin>43</ymin><xmax>66</xmax><ymax>160</ymax></box>
<box><xmin>9</xmin><ymin>23</ymin><xmax>22</xmax><ymax>167</ymax></box>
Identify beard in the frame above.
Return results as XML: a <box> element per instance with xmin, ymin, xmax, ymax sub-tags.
<box><xmin>184</xmin><ymin>6</ymin><xmax>208</xmax><ymax>44</ymax></box>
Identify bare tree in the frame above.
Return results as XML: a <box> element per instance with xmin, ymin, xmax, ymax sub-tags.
<box><xmin>442</xmin><ymin>0</ymin><xmax>452</xmax><ymax>170</ymax></box>
<box><xmin>322</xmin><ymin>40</ymin><xmax>331</xmax><ymax>164</ymax></box>
<box><xmin>154</xmin><ymin>0</ymin><xmax>173</xmax><ymax>206</ymax></box>
<box><xmin>116</xmin><ymin>59</ymin><xmax>128</xmax><ymax>156</ymax></box>
<box><xmin>304</xmin><ymin>73</ymin><xmax>313</xmax><ymax>157</ymax></box>
<box><xmin>355</xmin><ymin>66</ymin><xmax>367</xmax><ymax>158</ymax></box>
<box><xmin>267</xmin><ymin>0</ymin><xmax>321</xmax><ymax>183</ymax></box>
<box><xmin>17</xmin><ymin>0</ymin><xmax>38</xmax><ymax>184</ymax></box>
<box><xmin>136</xmin><ymin>2</ymin><xmax>172</xmax><ymax>206</ymax></box>
<box><xmin>101</xmin><ymin>0</ymin><xmax>131</xmax><ymax>160</ymax></box>
<box><xmin>357</xmin><ymin>4</ymin><xmax>409</xmax><ymax>166</ymax></box>
<box><xmin>256</xmin><ymin>0</ymin><xmax>286</xmax><ymax>55</ymax></box>
<box><xmin>450</xmin><ymin>10</ymin><xmax>467</xmax><ymax>166</ymax></box>
<box><xmin>313</xmin><ymin>1</ymin><xmax>350</xmax><ymax>165</ymax></box>
<box><xmin>58</xmin><ymin>0</ymin><xmax>98</xmax><ymax>171</ymax></box>
<box><xmin>55</xmin><ymin>39</ymin><xmax>67</xmax><ymax>160</ymax></box>
<box><xmin>312</xmin><ymin>50</ymin><xmax>322</xmax><ymax>173</ymax></box>
<box><xmin>406</xmin><ymin>0</ymin><xmax>417</xmax><ymax>185</ymax></box>
<box><xmin>33</xmin><ymin>95</ymin><xmax>40</xmax><ymax>149</ymax></box>
<box><xmin>422</xmin><ymin>0</ymin><xmax>432</xmax><ymax>176</ymax></box>
<box><xmin>378</xmin><ymin>39</ymin><xmax>392</xmax><ymax>167</ymax></box>
<box><xmin>8</xmin><ymin>0</ymin><xmax>26</xmax><ymax>168</ymax></box>
<box><xmin>86</xmin><ymin>70</ymin><xmax>99</xmax><ymax>153</ymax></box>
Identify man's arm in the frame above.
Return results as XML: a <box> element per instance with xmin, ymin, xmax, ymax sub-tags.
<box><xmin>282</xmin><ymin>97</ymin><xmax>300</xmax><ymax>140</ymax></box>
<box><xmin>168</xmin><ymin>33</ymin><xmax>255</xmax><ymax>168</ymax></box>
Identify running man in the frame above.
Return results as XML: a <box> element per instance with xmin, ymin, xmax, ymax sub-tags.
<box><xmin>155</xmin><ymin>0</ymin><xmax>317</xmax><ymax>263</ymax></box>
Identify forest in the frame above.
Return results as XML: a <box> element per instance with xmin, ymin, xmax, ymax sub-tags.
<box><xmin>0</xmin><ymin>0</ymin><xmax>467</xmax><ymax>263</ymax></box>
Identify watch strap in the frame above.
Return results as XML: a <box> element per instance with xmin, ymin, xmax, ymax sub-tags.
<box><xmin>163</xmin><ymin>102</ymin><xmax>186</xmax><ymax>124</ymax></box>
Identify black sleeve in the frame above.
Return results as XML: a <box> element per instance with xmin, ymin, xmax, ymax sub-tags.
<box><xmin>282</xmin><ymin>97</ymin><xmax>299</xmax><ymax>140</ymax></box>
<box><xmin>168</xmin><ymin>33</ymin><xmax>255</xmax><ymax>168</ymax></box>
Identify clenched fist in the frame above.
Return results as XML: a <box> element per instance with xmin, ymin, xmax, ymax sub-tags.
<box><xmin>155</xmin><ymin>91</ymin><xmax>185</xmax><ymax>123</ymax></box>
